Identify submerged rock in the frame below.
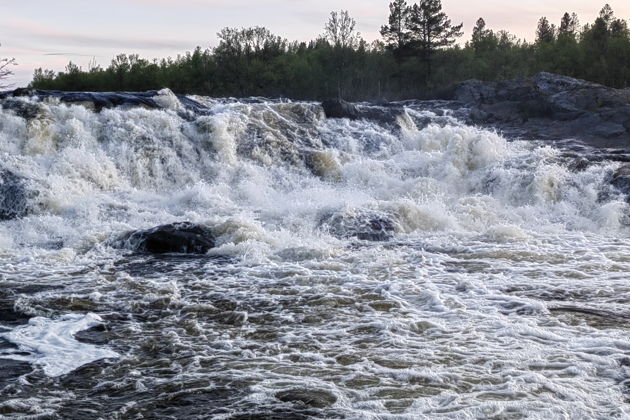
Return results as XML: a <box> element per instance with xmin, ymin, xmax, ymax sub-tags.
<box><xmin>275</xmin><ymin>388</ymin><xmax>337</xmax><ymax>408</ymax></box>
<box><xmin>115</xmin><ymin>222</ymin><xmax>215</xmax><ymax>254</ymax></box>
<box><xmin>319</xmin><ymin>209</ymin><xmax>396</xmax><ymax>241</ymax></box>
<box><xmin>0</xmin><ymin>170</ymin><xmax>31</xmax><ymax>220</ymax></box>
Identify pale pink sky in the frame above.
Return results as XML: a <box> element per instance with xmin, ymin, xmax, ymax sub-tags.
<box><xmin>1</xmin><ymin>0</ymin><xmax>629</xmax><ymax>87</ymax></box>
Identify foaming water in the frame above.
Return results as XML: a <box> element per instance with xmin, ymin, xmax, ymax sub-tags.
<box><xmin>0</xmin><ymin>93</ymin><xmax>629</xmax><ymax>418</ymax></box>
<box><xmin>1</xmin><ymin>313</ymin><xmax>119</xmax><ymax>377</ymax></box>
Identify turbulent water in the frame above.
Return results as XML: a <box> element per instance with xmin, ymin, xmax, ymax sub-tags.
<box><xmin>0</xmin><ymin>90</ymin><xmax>629</xmax><ymax>419</ymax></box>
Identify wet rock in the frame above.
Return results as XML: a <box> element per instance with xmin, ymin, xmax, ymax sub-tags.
<box><xmin>115</xmin><ymin>222</ymin><xmax>215</xmax><ymax>254</ymax></box>
<box><xmin>322</xmin><ymin>99</ymin><xmax>359</xmax><ymax>120</ymax></box>
<box><xmin>74</xmin><ymin>324</ymin><xmax>111</xmax><ymax>345</ymax></box>
<box><xmin>3</xmin><ymin>88</ymin><xmax>209</xmax><ymax>118</ymax></box>
<box><xmin>0</xmin><ymin>170</ymin><xmax>31</xmax><ymax>220</ymax></box>
<box><xmin>568</xmin><ymin>158</ymin><xmax>591</xmax><ymax>172</ymax></box>
<box><xmin>321</xmin><ymin>99</ymin><xmax>406</xmax><ymax>125</ymax></box>
<box><xmin>0</xmin><ymin>97</ymin><xmax>49</xmax><ymax>120</ymax></box>
<box><xmin>320</xmin><ymin>209</ymin><xmax>396</xmax><ymax>241</ymax></box>
<box><xmin>610</xmin><ymin>164</ymin><xmax>630</xmax><ymax>200</ymax></box>
<box><xmin>452</xmin><ymin>72</ymin><xmax>630</xmax><ymax>146</ymax></box>
<box><xmin>0</xmin><ymin>289</ymin><xmax>31</xmax><ymax>326</ymax></box>
<box><xmin>358</xmin><ymin>104</ymin><xmax>406</xmax><ymax>125</ymax></box>
<box><xmin>275</xmin><ymin>388</ymin><xmax>337</xmax><ymax>408</ymax></box>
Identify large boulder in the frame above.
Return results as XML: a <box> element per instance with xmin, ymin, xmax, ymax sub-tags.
<box><xmin>114</xmin><ymin>222</ymin><xmax>215</xmax><ymax>254</ymax></box>
<box><xmin>321</xmin><ymin>99</ymin><xmax>360</xmax><ymax>120</ymax></box>
<box><xmin>0</xmin><ymin>170</ymin><xmax>32</xmax><ymax>220</ymax></box>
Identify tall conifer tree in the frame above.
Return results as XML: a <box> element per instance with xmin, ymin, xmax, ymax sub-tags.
<box><xmin>407</xmin><ymin>0</ymin><xmax>463</xmax><ymax>84</ymax></box>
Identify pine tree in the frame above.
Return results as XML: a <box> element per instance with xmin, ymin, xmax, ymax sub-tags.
<box><xmin>599</xmin><ymin>4</ymin><xmax>614</xmax><ymax>27</ymax></box>
<box><xmin>407</xmin><ymin>0</ymin><xmax>463</xmax><ymax>84</ymax></box>
<box><xmin>380</xmin><ymin>0</ymin><xmax>411</xmax><ymax>52</ymax></box>
<box><xmin>471</xmin><ymin>18</ymin><xmax>493</xmax><ymax>52</ymax></box>
<box><xmin>559</xmin><ymin>12</ymin><xmax>579</xmax><ymax>36</ymax></box>
<box><xmin>536</xmin><ymin>17</ymin><xmax>556</xmax><ymax>44</ymax></box>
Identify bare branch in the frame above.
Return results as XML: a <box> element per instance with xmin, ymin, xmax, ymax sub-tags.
<box><xmin>0</xmin><ymin>43</ymin><xmax>17</xmax><ymax>89</ymax></box>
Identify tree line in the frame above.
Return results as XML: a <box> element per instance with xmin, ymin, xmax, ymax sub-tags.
<box><xmin>22</xmin><ymin>2</ymin><xmax>630</xmax><ymax>100</ymax></box>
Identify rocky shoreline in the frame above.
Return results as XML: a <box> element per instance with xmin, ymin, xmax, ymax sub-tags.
<box><xmin>322</xmin><ymin>72</ymin><xmax>630</xmax><ymax>149</ymax></box>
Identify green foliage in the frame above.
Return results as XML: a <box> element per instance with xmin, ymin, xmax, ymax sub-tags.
<box><xmin>29</xmin><ymin>4</ymin><xmax>630</xmax><ymax>99</ymax></box>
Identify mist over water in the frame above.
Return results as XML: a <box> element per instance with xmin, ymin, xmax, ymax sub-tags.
<box><xmin>0</xmin><ymin>91</ymin><xmax>629</xmax><ymax>418</ymax></box>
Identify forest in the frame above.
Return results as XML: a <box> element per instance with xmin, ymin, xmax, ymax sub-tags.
<box><xmin>22</xmin><ymin>1</ymin><xmax>630</xmax><ymax>100</ymax></box>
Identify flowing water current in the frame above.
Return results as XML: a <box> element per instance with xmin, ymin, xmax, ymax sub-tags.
<box><xmin>0</xmin><ymin>91</ymin><xmax>629</xmax><ymax>419</ymax></box>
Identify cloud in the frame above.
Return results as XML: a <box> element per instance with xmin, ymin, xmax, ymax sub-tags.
<box><xmin>44</xmin><ymin>53</ymin><xmax>102</xmax><ymax>57</ymax></box>
<box><xmin>1</xmin><ymin>19</ymin><xmax>199</xmax><ymax>51</ymax></box>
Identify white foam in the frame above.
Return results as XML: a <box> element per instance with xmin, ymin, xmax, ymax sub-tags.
<box><xmin>0</xmin><ymin>313</ymin><xmax>119</xmax><ymax>377</ymax></box>
<box><xmin>1</xmin><ymin>97</ymin><xmax>630</xmax><ymax>415</ymax></box>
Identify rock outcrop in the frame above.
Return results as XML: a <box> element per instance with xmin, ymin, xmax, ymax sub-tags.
<box><xmin>1</xmin><ymin>88</ymin><xmax>209</xmax><ymax>119</ymax></box>
<box><xmin>452</xmin><ymin>72</ymin><xmax>630</xmax><ymax>147</ymax></box>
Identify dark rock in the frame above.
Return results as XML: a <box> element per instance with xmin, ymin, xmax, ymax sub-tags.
<box><xmin>611</xmin><ymin>164</ymin><xmax>630</xmax><ymax>200</ymax></box>
<box><xmin>320</xmin><ymin>209</ymin><xmax>396</xmax><ymax>241</ymax></box>
<box><xmin>0</xmin><ymin>305</ymin><xmax>30</xmax><ymax>326</ymax></box>
<box><xmin>0</xmin><ymin>170</ymin><xmax>31</xmax><ymax>220</ymax></box>
<box><xmin>115</xmin><ymin>222</ymin><xmax>215</xmax><ymax>254</ymax></box>
<box><xmin>469</xmin><ymin>108</ymin><xmax>489</xmax><ymax>123</ymax></box>
<box><xmin>322</xmin><ymin>99</ymin><xmax>360</xmax><ymax>120</ymax></box>
<box><xmin>0</xmin><ymin>98</ymin><xmax>49</xmax><ymax>120</ymax></box>
<box><xmin>275</xmin><ymin>389</ymin><xmax>337</xmax><ymax>408</ymax></box>
<box><xmin>74</xmin><ymin>324</ymin><xmax>111</xmax><ymax>345</ymax></box>
<box><xmin>321</xmin><ymin>99</ymin><xmax>406</xmax><ymax>126</ymax></box>
<box><xmin>3</xmin><ymin>89</ymin><xmax>210</xmax><ymax>119</ymax></box>
<box><xmin>452</xmin><ymin>72</ymin><xmax>630</xmax><ymax>146</ymax></box>
<box><xmin>358</xmin><ymin>105</ymin><xmax>406</xmax><ymax>125</ymax></box>
<box><xmin>568</xmin><ymin>158</ymin><xmax>591</xmax><ymax>172</ymax></box>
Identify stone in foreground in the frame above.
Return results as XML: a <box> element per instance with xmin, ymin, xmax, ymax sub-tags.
<box><xmin>115</xmin><ymin>222</ymin><xmax>215</xmax><ymax>254</ymax></box>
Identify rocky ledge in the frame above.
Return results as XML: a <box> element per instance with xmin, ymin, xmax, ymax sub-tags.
<box><xmin>449</xmin><ymin>72</ymin><xmax>630</xmax><ymax>147</ymax></box>
<box><xmin>321</xmin><ymin>73</ymin><xmax>630</xmax><ymax>148</ymax></box>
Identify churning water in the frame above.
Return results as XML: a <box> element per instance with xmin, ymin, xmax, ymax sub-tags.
<box><xmin>0</xmin><ymin>90</ymin><xmax>628</xmax><ymax>419</ymax></box>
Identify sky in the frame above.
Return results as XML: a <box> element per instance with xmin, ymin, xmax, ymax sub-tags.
<box><xmin>2</xmin><ymin>0</ymin><xmax>630</xmax><ymax>87</ymax></box>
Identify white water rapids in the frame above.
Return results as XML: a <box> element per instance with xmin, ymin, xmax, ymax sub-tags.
<box><xmin>0</xmin><ymin>91</ymin><xmax>628</xmax><ymax>418</ymax></box>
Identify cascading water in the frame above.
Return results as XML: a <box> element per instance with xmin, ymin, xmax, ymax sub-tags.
<box><xmin>0</xmin><ymin>90</ymin><xmax>629</xmax><ymax>419</ymax></box>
